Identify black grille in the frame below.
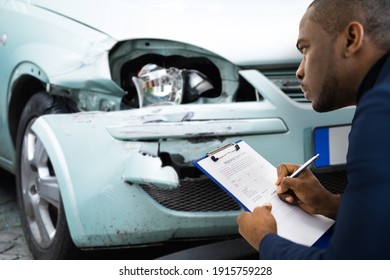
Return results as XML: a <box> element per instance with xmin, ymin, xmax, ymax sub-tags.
<box><xmin>270</xmin><ymin>76</ymin><xmax>309</xmax><ymax>103</ymax></box>
<box><xmin>140</xmin><ymin>171</ymin><xmax>348</xmax><ymax>212</ymax></box>
<box><xmin>314</xmin><ymin>170</ymin><xmax>348</xmax><ymax>194</ymax></box>
<box><xmin>261</xmin><ymin>69</ymin><xmax>310</xmax><ymax>103</ymax></box>
<box><xmin>141</xmin><ymin>176</ymin><xmax>241</xmax><ymax>212</ymax></box>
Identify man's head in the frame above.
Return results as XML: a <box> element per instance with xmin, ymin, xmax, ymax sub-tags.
<box><xmin>296</xmin><ymin>0</ymin><xmax>390</xmax><ymax>112</ymax></box>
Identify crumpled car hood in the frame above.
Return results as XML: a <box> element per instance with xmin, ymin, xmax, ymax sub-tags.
<box><xmin>32</xmin><ymin>0</ymin><xmax>312</xmax><ymax>65</ymax></box>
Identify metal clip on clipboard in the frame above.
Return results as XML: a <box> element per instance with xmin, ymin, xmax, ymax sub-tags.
<box><xmin>206</xmin><ymin>142</ymin><xmax>240</xmax><ymax>162</ymax></box>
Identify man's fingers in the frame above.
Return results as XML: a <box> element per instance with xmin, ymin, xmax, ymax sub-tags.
<box><xmin>252</xmin><ymin>203</ymin><xmax>273</xmax><ymax>214</ymax></box>
<box><xmin>275</xmin><ymin>163</ymin><xmax>301</xmax><ymax>187</ymax></box>
<box><xmin>236</xmin><ymin>211</ymin><xmax>249</xmax><ymax>223</ymax></box>
<box><xmin>276</xmin><ymin>176</ymin><xmax>295</xmax><ymax>194</ymax></box>
<box><xmin>238</xmin><ymin>203</ymin><xmax>273</xmax><ymax>224</ymax></box>
<box><xmin>275</xmin><ymin>164</ymin><xmax>290</xmax><ymax>185</ymax></box>
<box><xmin>278</xmin><ymin>192</ymin><xmax>299</xmax><ymax>205</ymax></box>
<box><xmin>263</xmin><ymin>203</ymin><xmax>272</xmax><ymax>211</ymax></box>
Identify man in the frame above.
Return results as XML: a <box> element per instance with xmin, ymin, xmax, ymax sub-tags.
<box><xmin>237</xmin><ymin>0</ymin><xmax>390</xmax><ymax>259</ymax></box>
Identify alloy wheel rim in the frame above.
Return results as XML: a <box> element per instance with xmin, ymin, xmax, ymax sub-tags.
<box><xmin>20</xmin><ymin>119</ymin><xmax>60</xmax><ymax>249</ymax></box>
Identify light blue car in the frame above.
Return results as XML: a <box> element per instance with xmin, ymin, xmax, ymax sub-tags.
<box><xmin>0</xmin><ymin>0</ymin><xmax>354</xmax><ymax>259</ymax></box>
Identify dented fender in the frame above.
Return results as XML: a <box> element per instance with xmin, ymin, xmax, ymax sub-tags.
<box><xmin>31</xmin><ymin>113</ymin><xmax>166</xmax><ymax>245</ymax></box>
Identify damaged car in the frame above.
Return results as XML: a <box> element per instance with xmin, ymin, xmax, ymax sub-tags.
<box><xmin>0</xmin><ymin>0</ymin><xmax>353</xmax><ymax>259</ymax></box>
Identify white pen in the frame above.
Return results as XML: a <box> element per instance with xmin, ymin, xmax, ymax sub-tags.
<box><xmin>289</xmin><ymin>154</ymin><xmax>320</xmax><ymax>178</ymax></box>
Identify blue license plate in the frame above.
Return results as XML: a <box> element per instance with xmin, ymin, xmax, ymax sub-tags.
<box><xmin>313</xmin><ymin>125</ymin><xmax>351</xmax><ymax>168</ymax></box>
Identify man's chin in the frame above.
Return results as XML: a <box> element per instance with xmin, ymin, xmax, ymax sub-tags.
<box><xmin>311</xmin><ymin>100</ymin><xmax>325</xmax><ymax>112</ymax></box>
<box><xmin>312</xmin><ymin>102</ymin><xmax>338</xmax><ymax>113</ymax></box>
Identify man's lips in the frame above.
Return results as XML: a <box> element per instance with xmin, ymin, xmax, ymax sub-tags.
<box><xmin>301</xmin><ymin>85</ymin><xmax>309</xmax><ymax>99</ymax></box>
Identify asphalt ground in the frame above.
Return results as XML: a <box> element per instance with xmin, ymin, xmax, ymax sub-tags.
<box><xmin>0</xmin><ymin>169</ymin><xmax>33</xmax><ymax>260</ymax></box>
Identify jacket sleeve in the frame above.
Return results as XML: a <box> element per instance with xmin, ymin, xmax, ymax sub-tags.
<box><xmin>259</xmin><ymin>234</ymin><xmax>328</xmax><ymax>260</ymax></box>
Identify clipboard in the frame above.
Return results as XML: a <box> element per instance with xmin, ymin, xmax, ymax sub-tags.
<box><xmin>206</xmin><ymin>141</ymin><xmax>241</xmax><ymax>162</ymax></box>
<box><xmin>193</xmin><ymin>140</ymin><xmax>277</xmax><ymax>212</ymax></box>
<box><xmin>192</xmin><ymin>140</ymin><xmax>249</xmax><ymax>211</ymax></box>
<box><xmin>192</xmin><ymin>140</ymin><xmax>335</xmax><ymax>246</ymax></box>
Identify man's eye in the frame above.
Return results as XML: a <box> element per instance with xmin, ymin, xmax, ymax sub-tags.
<box><xmin>302</xmin><ymin>45</ymin><xmax>310</xmax><ymax>53</ymax></box>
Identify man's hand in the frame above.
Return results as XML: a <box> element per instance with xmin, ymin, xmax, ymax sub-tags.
<box><xmin>275</xmin><ymin>163</ymin><xmax>340</xmax><ymax>219</ymax></box>
<box><xmin>237</xmin><ymin>204</ymin><xmax>277</xmax><ymax>251</ymax></box>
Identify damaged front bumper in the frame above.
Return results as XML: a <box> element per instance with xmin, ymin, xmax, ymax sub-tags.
<box><xmin>32</xmin><ymin>105</ymin><xmax>278</xmax><ymax>247</ymax></box>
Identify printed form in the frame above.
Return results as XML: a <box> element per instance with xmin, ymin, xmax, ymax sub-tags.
<box><xmin>194</xmin><ymin>140</ymin><xmax>334</xmax><ymax>246</ymax></box>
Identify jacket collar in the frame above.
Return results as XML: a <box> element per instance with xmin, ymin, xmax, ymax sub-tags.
<box><xmin>357</xmin><ymin>51</ymin><xmax>390</xmax><ymax>102</ymax></box>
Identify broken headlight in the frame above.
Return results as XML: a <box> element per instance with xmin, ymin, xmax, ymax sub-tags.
<box><xmin>132</xmin><ymin>63</ymin><xmax>213</xmax><ymax>107</ymax></box>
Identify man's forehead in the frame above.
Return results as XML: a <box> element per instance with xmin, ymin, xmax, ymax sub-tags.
<box><xmin>296</xmin><ymin>11</ymin><xmax>330</xmax><ymax>49</ymax></box>
<box><xmin>297</xmin><ymin>11</ymin><xmax>311</xmax><ymax>43</ymax></box>
<box><xmin>298</xmin><ymin>9</ymin><xmax>325</xmax><ymax>38</ymax></box>
<box><xmin>299</xmin><ymin>8</ymin><xmax>312</xmax><ymax>31</ymax></box>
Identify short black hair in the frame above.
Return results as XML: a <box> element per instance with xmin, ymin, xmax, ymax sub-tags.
<box><xmin>309</xmin><ymin>0</ymin><xmax>390</xmax><ymax>50</ymax></box>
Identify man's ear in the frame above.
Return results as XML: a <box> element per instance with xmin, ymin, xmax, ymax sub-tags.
<box><xmin>344</xmin><ymin>21</ymin><xmax>364</xmax><ymax>57</ymax></box>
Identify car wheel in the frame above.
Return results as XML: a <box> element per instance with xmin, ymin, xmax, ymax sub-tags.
<box><xmin>15</xmin><ymin>92</ymin><xmax>78</xmax><ymax>259</ymax></box>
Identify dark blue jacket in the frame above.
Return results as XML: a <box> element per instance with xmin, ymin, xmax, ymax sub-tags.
<box><xmin>260</xmin><ymin>54</ymin><xmax>390</xmax><ymax>259</ymax></box>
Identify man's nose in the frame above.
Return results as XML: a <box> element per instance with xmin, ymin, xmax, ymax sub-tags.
<box><xmin>296</xmin><ymin>60</ymin><xmax>304</xmax><ymax>80</ymax></box>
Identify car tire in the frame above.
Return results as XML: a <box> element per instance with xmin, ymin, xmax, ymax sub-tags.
<box><xmin>15</xmin><ymin>92</ymin><xmax>79</xmax><ymax>259</ymax></box>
